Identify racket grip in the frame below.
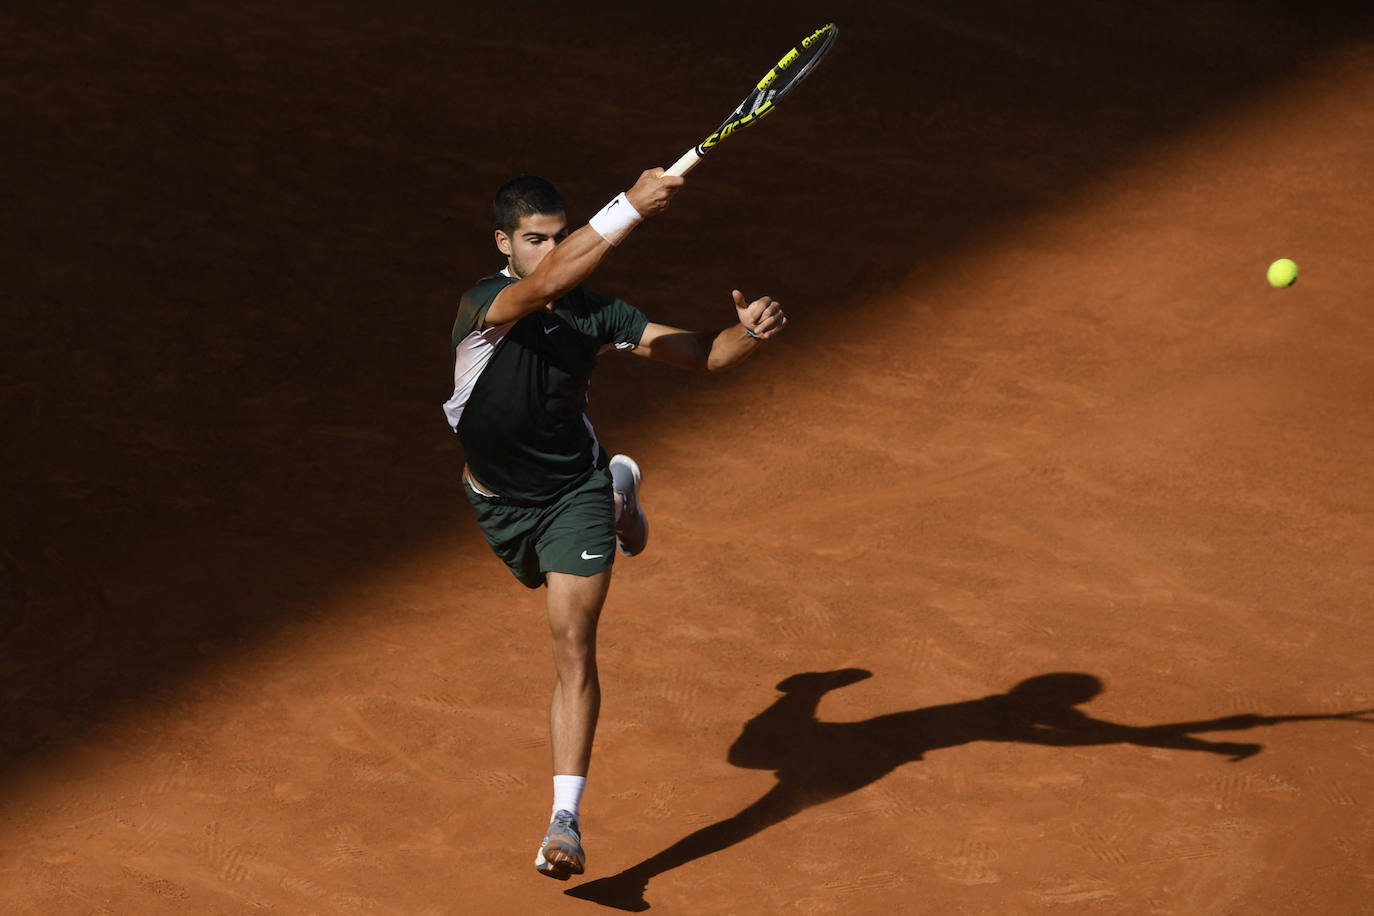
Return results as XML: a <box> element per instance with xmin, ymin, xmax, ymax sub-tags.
<box><xmin>664</xmin><ymin>148</ymin><xmax>701</xmax><ymax>177</ymax></box>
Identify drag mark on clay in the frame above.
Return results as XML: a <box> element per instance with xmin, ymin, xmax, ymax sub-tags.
<box><xmin>347</xmin><ymin>705</ymin><xmax>446</xmax><ymax>785</ymax></box>
<box><xmin>822</xmin><ymin>871</ymin><xmax>905</xmax><ymax>893</ymax></box>
<box><xmin>1034</xmin><ymin>879</ymin><xmax>1119</xmax><ymax>906</ymax></box>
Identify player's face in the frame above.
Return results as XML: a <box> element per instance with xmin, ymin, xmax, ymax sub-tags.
<box><xmin>496</xmin><ymin>212</ymin><xmax>569</xmax><ymax>279</ymax></box>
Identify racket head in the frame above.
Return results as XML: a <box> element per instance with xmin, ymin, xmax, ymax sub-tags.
<box><xmin>696</xmin><ymin>23</ymin><xmax>838</xmax><ymax>156</ymax></box>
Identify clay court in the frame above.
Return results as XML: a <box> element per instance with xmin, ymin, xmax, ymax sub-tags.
<box><xmin>5</xmin><ymin>2</ymin><xmax>1374</xmax><ymax>913</ymax></box>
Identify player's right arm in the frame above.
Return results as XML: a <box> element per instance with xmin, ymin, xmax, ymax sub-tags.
<box><xmin>484</xmin><ymin>169</ymin><xmax>683</xmax><ymax>327</ymax></box>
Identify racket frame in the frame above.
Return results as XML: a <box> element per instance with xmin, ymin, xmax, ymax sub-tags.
<box><xmin>665</xmin><ymin>23</ymin><xmax>837</xmax><ymax>177</ymax></box>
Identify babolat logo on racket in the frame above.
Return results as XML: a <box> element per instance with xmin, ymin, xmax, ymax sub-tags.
<box><xmin>801</xmin><ymin>24</ymin><xmax>833</xmax><ymax>48</ymax></box>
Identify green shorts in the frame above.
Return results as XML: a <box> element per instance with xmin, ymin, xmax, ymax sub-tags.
<box><xmin>464</xmin><ymin>467</ymin><xmax>617</xmax><ymax>589</ymax></box>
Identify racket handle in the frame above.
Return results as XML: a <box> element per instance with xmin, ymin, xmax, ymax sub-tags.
<box><xmin>664</xmin><ymin>148</ymin><xmax>701</xmax><ymax>177</ymax></box>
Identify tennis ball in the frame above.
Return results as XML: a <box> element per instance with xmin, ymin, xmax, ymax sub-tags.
<box><xmin>1267</xmin><ymin>258</ymin><xmax>1298</xmax><ymax>288</ymax></box>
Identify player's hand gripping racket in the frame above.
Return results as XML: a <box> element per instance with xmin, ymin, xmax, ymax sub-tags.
<box><xmin>665</xmin><ymin>23</ymin><xmax>838</xmax><ymax>177</ymax></box>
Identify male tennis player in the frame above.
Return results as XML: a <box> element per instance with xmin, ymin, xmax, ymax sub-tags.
<box><xmin>443</xmin><ymin>167</ymin><xmax>787</xmax><ymax>879</ymax></box>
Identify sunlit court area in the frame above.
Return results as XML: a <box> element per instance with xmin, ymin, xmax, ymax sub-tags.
<box><xmin>5</xmin><ymin>2</ymin><xmax>1374</xmax><ymax>913</ymax></box>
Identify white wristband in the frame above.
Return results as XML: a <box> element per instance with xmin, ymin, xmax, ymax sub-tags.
<box><xmin>588</xmin><ymin>192</ymin><xmax>643</xmax><ymax>246</ymax></box>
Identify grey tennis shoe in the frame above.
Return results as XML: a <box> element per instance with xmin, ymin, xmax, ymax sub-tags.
<box><xmin>535</xmin><ymin>809</ymin><xmax>585</xmax><ymax>879</ymax></box>
<box><xmin>609</xmin><ymin>454</ymin><xmax>648</xmax><ymax>557</ymax></box>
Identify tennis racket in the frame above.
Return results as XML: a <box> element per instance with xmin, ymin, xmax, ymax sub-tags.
<box><xmin>665</xmin><ymin>23</ymin><xmax>838</xmax><ymax>177</ymax></box>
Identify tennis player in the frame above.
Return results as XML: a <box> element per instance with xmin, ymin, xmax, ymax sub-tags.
<box><xmin>443</xmin><ymin>167</ymin><xmax>787</xmax><ymax>878</ymax></box>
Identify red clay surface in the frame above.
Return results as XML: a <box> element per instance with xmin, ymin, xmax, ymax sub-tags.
<box><xmin>5</xmin><ymin>2</ymin><xmax>1374</xmax><ymax>914</ymax></box>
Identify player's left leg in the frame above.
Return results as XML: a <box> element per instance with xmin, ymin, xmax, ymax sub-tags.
<box><xmin>609</xmin><ymin>454</ymin><xmax>648</xmax><ymax>557</ymax></box>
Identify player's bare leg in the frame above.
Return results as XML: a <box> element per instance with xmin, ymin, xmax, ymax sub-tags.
<box><xmin>537</xmin><ymin>568</ymin><xmax>611</xmax><ymax>878</ymax></box>
<box><xmin>545</xmin><ymin>568</ymin><xmax>610</xmax><ymax>774</ymax></box>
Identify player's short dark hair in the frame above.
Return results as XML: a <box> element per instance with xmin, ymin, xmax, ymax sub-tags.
<box><xmin>494</xmin><ymin>175</ymin><xmax>564</xmax><ymax>234</ymax></box>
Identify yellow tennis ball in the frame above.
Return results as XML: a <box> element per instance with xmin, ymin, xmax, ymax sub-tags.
<box><xmin>1267</xmin><ymin>258</ymin><xmax>1298</xmax><ymax>288</ymax></box>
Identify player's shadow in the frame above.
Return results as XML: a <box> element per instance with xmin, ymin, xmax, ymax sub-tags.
<box><xmin>566</xmin><ymin>669</ymin><xmax>1372</xmax><ymax>911</ymax></box>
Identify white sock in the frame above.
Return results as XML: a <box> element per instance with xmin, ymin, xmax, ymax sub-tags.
<box><xmin>552</xmin><ymin>775</ymin><xmax>586</xmax><ymax>820</ymax></box>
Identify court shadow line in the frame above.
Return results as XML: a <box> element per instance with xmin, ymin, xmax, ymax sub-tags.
<box><xmin>566</xmin><ymin>668</ymin><xmax>1372</xmax><ymax>911</ymax></box>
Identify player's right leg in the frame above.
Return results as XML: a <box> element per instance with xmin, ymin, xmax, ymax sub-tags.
<box><xmin>537</xmin><ymin>567</ymin><xmax>612</xmax><ymax>878</ymax></box>
<box><xmin>544</xmin><ymin>568</ymin><xmax>611</xmax><ymax>778</ymax></box>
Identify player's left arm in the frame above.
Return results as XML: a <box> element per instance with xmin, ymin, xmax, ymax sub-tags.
<box><xmin>631</xmin><ymin>290</ymin><xmax>787</xmax><ymax>372</ymax></box>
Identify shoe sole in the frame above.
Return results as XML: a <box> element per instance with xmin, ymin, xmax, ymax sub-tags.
<box><xmin>610</xmin><ymin>454</ymin><xmax>642</xmax><ymax>495</ymax></box>
<box><xmin>536</xmin><ymin>847</ymin><xmax>585</xmax><ymax>880</ymax></box>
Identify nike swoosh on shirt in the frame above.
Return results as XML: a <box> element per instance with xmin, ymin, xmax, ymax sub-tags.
<box><xmin>581</xmin><ymin>551</ymin><xmax>604</xmax><ymax>560</ymax></box>
<box><xmin>543</xmin><ymin>325</ymin><xmax>559</xmax><ymax>334</ymax></box>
